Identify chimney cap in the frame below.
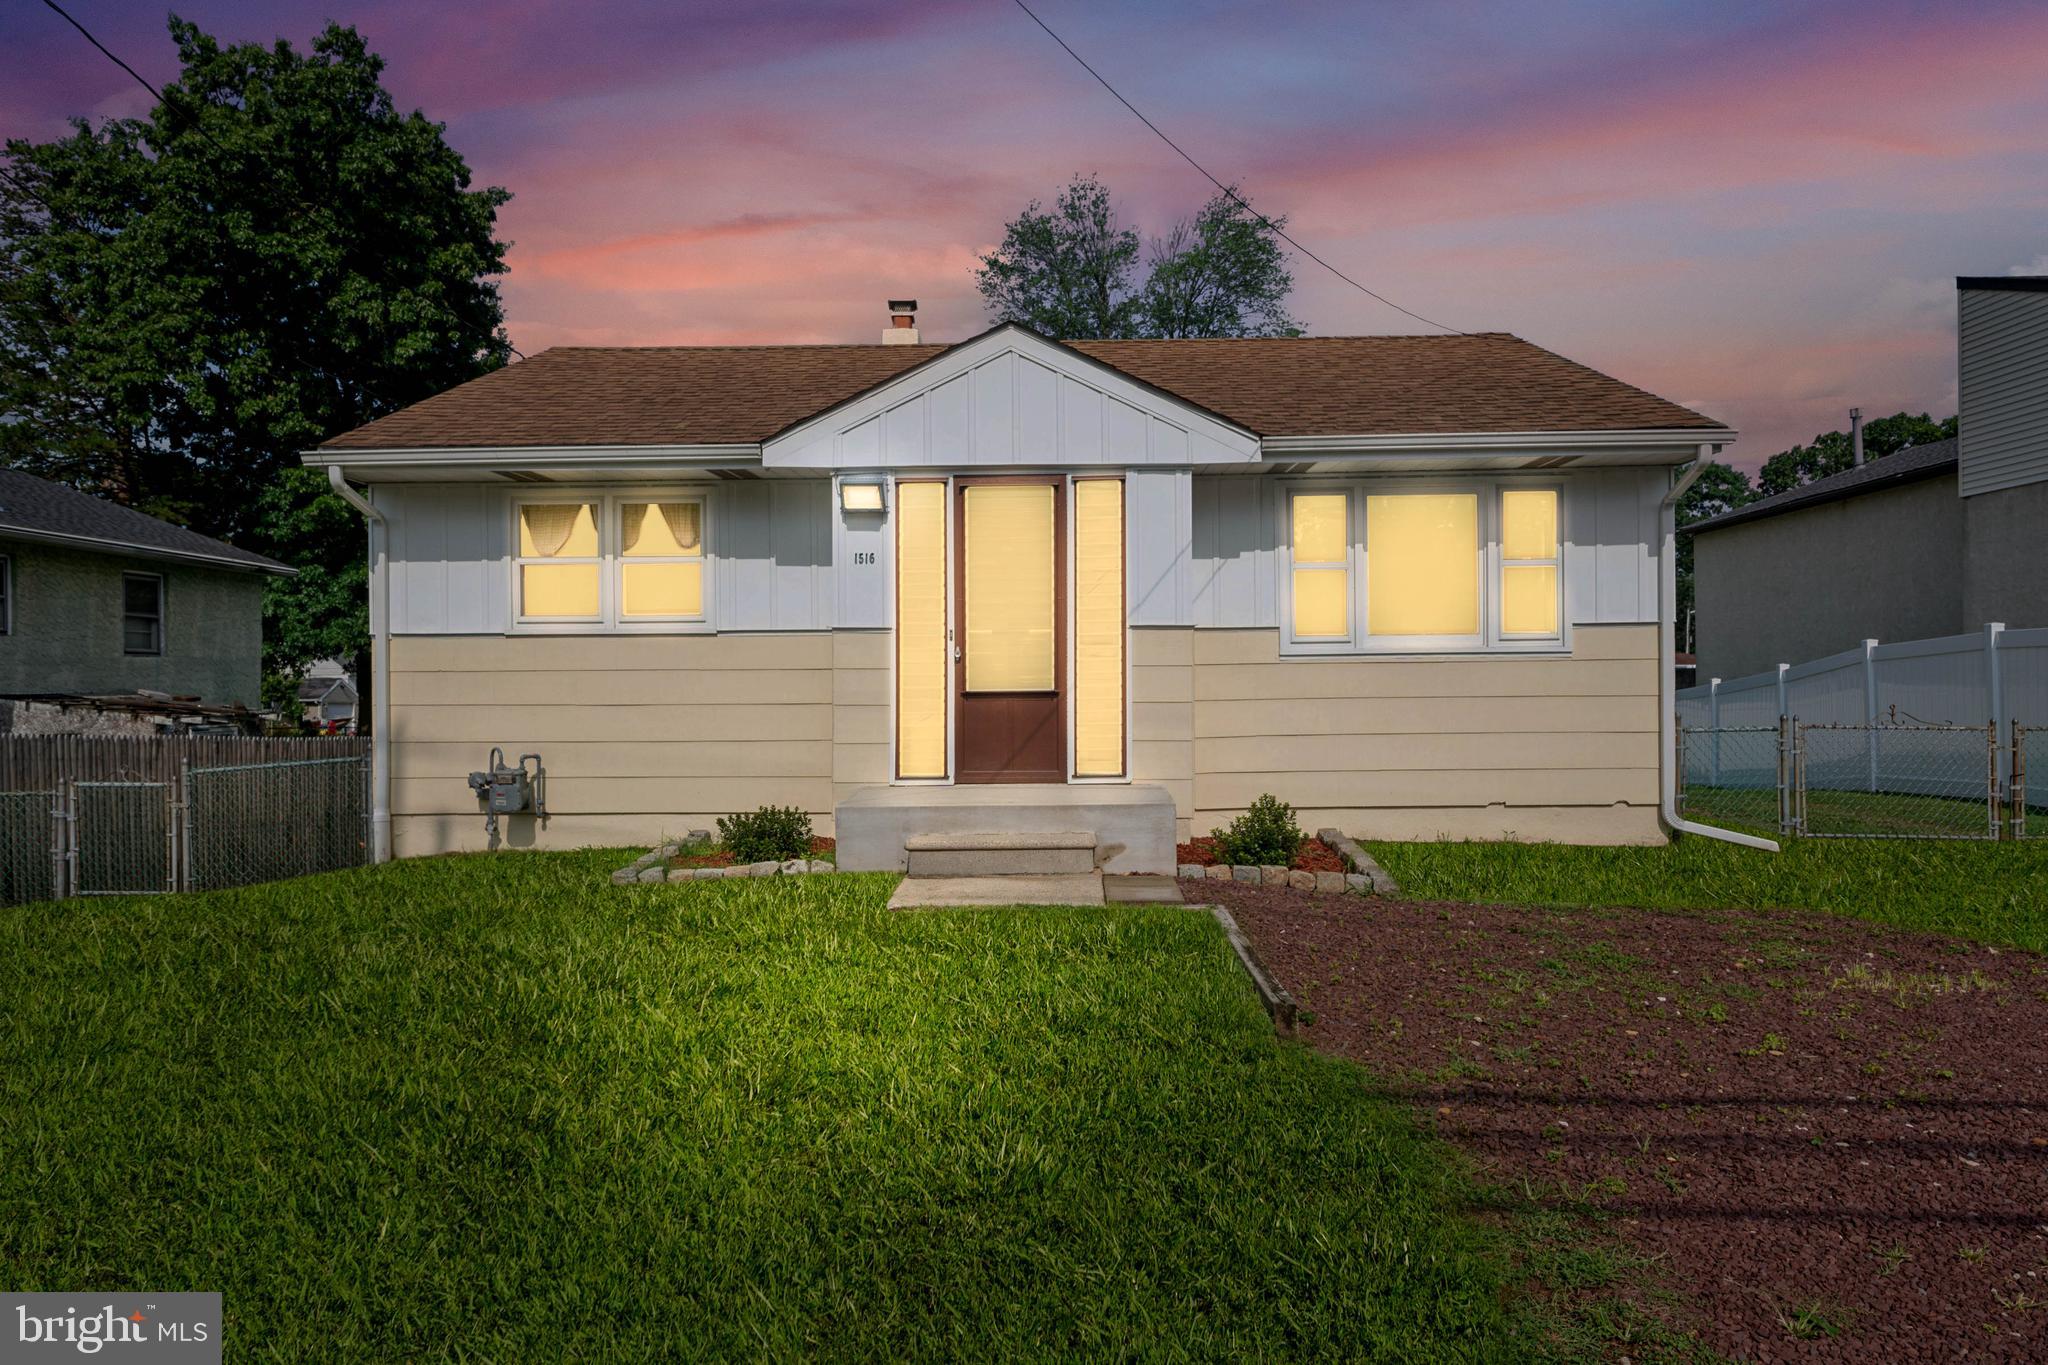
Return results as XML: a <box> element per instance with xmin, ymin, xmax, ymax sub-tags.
<box><xmin>887</xmin><ymin>299</ymin><xmax>918</xmax><ymax>313</ymax></box>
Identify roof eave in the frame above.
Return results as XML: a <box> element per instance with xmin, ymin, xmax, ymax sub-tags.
<box><xmin>305</xmin><ymin>443</ymin><xmax>764</xmax><ymax>472</ymax></box>
<box><xmin>1688</xmin><ymin>457</ymin><xmax>1958</xmax><ymax>535</ymax></box>
<box><xmin>1260</xmin><ymin>428</ymin><xmax>1733</xmax><ymax>460</ymax></box>
<box><xmin>0</xmin><ymin>524</ymin><xmax>295</xmax><ymax>575</ymax></box>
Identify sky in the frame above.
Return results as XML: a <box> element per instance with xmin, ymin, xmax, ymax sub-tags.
<box><xmin>4</xmin><ymin>0</ymin><xmax>2046</xmax><ymax>470</ymax></box>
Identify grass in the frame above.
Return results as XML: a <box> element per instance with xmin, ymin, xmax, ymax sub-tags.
<box><xmin>3</xmin><ymin>851</ymin><xmax>1579</xmax><ymax>1361</ymax></box>
<box><xmin>1368</xmin><ymin>835</ymin><xmax>2048</xmax><ymax>952</ymax></box>
<box><xmin>1682</xmin><ymin>784</ymin><xmax>2007</xmax><ymax>839</ymax></box>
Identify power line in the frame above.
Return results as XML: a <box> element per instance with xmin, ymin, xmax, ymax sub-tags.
<box><xmin>1010</xmin><ymin>0</ymin><xmax>1465</xmax><ymax>335</ymax></box>
<box><xmin>39</xmin><ymin>0</ymin><xmax>232</xmax><ymax>156</ymax></box>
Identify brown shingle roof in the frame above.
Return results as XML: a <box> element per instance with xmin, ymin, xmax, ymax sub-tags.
<box><xmin>318</xmin><ymin>328</ymin><xmax>1723</xmax><ymax>451</ymax></box>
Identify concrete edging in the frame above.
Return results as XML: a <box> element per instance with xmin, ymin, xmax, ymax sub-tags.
<box><xmin>610</xmin><ymin>831</ymin><xmax>838</xmax><ymax>885</ymax></box>
<box><xmin>1195</xmin><ymin>904</ymin><xmax>1298</xmax><ymax>1037</ymax></box>
<box><xmin>1174</xmin><ymin>862</ymin><xmax>1374</xmax><ymax>895</ymax></box>
<box><xmin>1315</xmin><ymin>829</ymin><xmax>1401</xmax><ymax>896</ymax></box>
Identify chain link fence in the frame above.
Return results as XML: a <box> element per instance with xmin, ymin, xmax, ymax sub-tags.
<box><xmin>1680</xmin><ymin>719</ymin><xmax>2018</xmax><ymax>841</ymax></box>
<box><xmin>1</xmin><ymin>748</ymin><xmax>369</xmax><ymax>906</ymax></box>
<box><xmin>2018</xmin><ymin>726</ymin><xmax>2044</xmax><ymax>839</ymax></box>
<box><xmin>186</xmin><ymin>757</ymin><xmax>370</xmax><ymax>891</ymax></box>
<box><xmin>1795</xmin><ymin>723</ymin><xmax>2000</xmax><ymax>840</ymax></box>
<box><xmin>1676</xmin><ymin>724</ymin><xmax>1788</xmax><ymax>834</ymax></box>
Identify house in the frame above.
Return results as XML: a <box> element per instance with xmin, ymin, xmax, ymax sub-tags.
<box><xmin>309</xmin><ymin>304</ymin><xmax>1739</xmax><ymax>868</ymax></box>
<box><xmin>0</xmin><ymin>468</ymin><xmax>292</xmax><ymax>713</ymax></box>
<box><xmin>1690</xmin><ymin>275</ymin><xmax>2045</xmax><ymax>680</ymax></box>
<box><xmin>298</xmin><ymin>663</ymin><xmax>359</xmax><ymax>731</ymax></box>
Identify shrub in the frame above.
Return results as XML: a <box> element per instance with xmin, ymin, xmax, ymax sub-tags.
<box><xmin>1211</xmin><ymin>793</ymin><xmax>1304</xmax><ymax>867</ymax></box>
<box><xmin>718</xmin><ymin>805</ymin><xmax>813</xmax><ymax>864</ymax></box>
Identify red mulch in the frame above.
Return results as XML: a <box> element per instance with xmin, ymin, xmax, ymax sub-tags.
<box><xmin>1176</xmin><ymin>835</ymin><xmax>1346</xmax><ymax>873</ymax></box>
<box><xmin>670</xmin><ymin>836</ymin><xmax>835</xmax><ymax>869</ymax></box>
<box><xmin>1195</xmin><ymin>877</ymin><xmax>2048</xmax><ymax>1363</ymax></box>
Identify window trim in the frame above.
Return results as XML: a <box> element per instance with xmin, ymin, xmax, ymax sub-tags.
<box><xmin>507</xmin><ymin>490</ymin><xmax>714</xmax><ymax>635</ymax></box>
<box><xmin>1493</xmin><ymin>485</ymin><xmax>1565</xmax><ymax>646</ymax></box>
<box><xmin>1281</xmin><ymin>484</ymin><xmax>1359</xmax><ymax>655</ymax></box>
<box><xmin>614</xmin><ymin>498</ymin><xmax>709</xmax><ymax>627</ymax></box>
<box><xmin>121</xmin><ymin>570</ymin><xmax>165</xmax><ymax>656</ymax></box>
<box><xmin>1277</xmin><ymin>477</ymin><xmax>1570</xmax><ymax>657</ymax></box>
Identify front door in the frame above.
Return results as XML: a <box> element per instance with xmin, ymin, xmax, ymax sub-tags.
<box><xmin>954</xmin><ymin>477</ymin><xmax>1066</xmax><ymax>783</ymax></box>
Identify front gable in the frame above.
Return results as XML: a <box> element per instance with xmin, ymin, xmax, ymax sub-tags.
<box><xmin>762</xmin><ymin>325</ymin><xmax>1259</xmax><ymax>469</ymax></box>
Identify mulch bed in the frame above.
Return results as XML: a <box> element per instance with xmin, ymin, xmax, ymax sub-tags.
<box><xmin>670</xmin><ymin>836</ymin><xmax>835</xmax><ymax>869</ymax></box>
<box><xmin>1176</xmin><ymin>835</ymin><xmax>1346</xmax><ymax>873</ymax></box>
<box><xmin>1195</xmin><ymin>877</ymin><xmax>2048</xmax><ymax>1362</ymax></box>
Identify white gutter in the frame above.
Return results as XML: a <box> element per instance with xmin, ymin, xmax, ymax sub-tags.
<box><xmin>1260</xmin><ymin>427</ymin><xmax>1737</xmax><ymax>457</ymax></box>
<box><xmin>327</xmin><ymin>465</ymin><xmax>392</xmax><ymax>864</ymax></box>
<box><xmin>1659</xmin><ymin>449</ymin><xmax>1779</xmax><ymax>852</ymax></box>
<box><xmin>303</xmin><ymin>443</ymin><xmax>761</xmax><ymax>470</ymax></box>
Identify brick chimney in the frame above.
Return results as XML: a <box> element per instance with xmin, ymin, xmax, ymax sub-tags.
<box><xmin>883</xmin><ymin>299</ymin><xmax>920</xmax><ymax>345</ymax></box>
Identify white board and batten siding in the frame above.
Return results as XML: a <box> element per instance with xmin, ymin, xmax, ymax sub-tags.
<box><xmin>763</xmin><ymin>329</ymin><xmax>1258</xmax><ymax>470</ymax></box>
<box><xmin>1958</xmin><ymin>284</ymin><xmax>2048</xmax><ymax>497</ymax></box>
<box><xmin>1187</xmin><ymin>466</ymin><xmax>1667</xmax><ymax>630</ymax></box>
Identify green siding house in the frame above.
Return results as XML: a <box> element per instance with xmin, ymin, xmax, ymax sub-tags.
<box><xmin>0</xmin><ymin>469</ymin><xmax>292</xmax><ymax>709</ymax></box>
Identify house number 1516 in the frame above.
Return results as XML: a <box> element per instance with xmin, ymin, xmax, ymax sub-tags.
<box><xmin>853</xmin><ymin>551</ymin><xmax>876</xmax><ymax>566</ymax></box>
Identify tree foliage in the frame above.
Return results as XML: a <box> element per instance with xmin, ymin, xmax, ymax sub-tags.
<box><xmin>1755</xmin><ymin>411</ymin><xmax>1957</xmax><ymax>496</ymax></box>
<box><xmin>975</xmin><ymin>175</ymin><xmax>1298</xmax><ymax>338</ymax></box>
<box><xmin>0</xmin><ymin>17</ymin><xmax>511</xmax><ymax>698</ymax></box>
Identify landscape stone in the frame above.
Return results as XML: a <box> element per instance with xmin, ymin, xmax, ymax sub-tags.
<box><xmin>666</xmin><ymin>868</ymin><xmax>693</xmax><ymax>882</ymax></box>
<box><xmin>1231</xmin><ymin>865</ymin><xmax>1259</xmax><ymax>883</ymax></box>
<box><xmin>1205</xmin><ymin>864</ymin><xmax>1233</xmax><ymax>881</ymax></box>
<box><xmin>780</xmin><ymin>859</ymin><xmax>807</xmax><ymax>875</ymax></box>
<box><xmin>807</xmin><ymin>860</ymin><xmax>834</xmax><ymax>873</ymax></box>
<box><xmin>1287</xmin><ymin>870</ymin><xmax>1316</xmax><ymax>892</ymax></box>
<box><xmin>637</xmin><ymin>866</ymin><xmax>663</xmax><ymax>884</ymax></box>
<box><xmin>1346</xmin><ymin>873</ymin><xmax>1371</xmax><ymax>893</ymax></box>
<box><xmin>686</xmin><ymin>829</ymin><xmax>712</xmax><ymax>845</ymax></box>
<box><xmin>748</xmin><ymin>861</ymin><xmax>779</xmax><ymax>877</ymax></box>
<box><xmin>693</xmin><ymin>867</ymin><xmax>724</xmax><ymax>880</ymax></box>
<box><xmin>1177</xmin><ymin>863</ymin><xmax>1205</xmax><ymax>880</ymax></box>
<box><xmin>1314</xmin><ymin>871</ymin><xmax>1346</xmax><ymax>894</ymax></box>
<box><xmin>1259</xmin><ymin>864</ymin><xmax>1288</xmax><ymax>885</ymax></box>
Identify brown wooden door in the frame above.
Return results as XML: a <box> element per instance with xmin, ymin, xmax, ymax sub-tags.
<box><xmin>954</xmin><ymin>477</ymin><xmax>1065</xmax><ymax>784</ymax></box>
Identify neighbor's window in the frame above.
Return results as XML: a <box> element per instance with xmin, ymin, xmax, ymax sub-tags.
<box><xmin>1288</xmin><ymin>491</ymin><xmax>1350</xmax><ymax>640</ymax></box>
<box><xmin>1366</xmin><ymin>492</ymin><xmax>1479</xmax><ymax>639</ymax></box>
<box><xmin>618</xmin><ymin>500</ymin><xmax>704</xmax><ymax>619</ymax></box>
<box><xmin>1499</xmin><ymin>489</ymin><xmax>1561</xmax><ymax>638</ymax></box>
<box><xmin>516</xmin><ymin>502</ymin><xmax>601</xmax><ymax>619</ymax></box>
<box><xmin>122</xmin><ymin>572</ymin><xmax>164</xmax><ymax>655</ymax></box>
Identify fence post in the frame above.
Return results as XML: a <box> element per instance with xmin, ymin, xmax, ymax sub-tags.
<box><xmin>1986</xmin><ymin>622</ymin><xmax>2007</xmax><ymax>802</ymax></box>
<box><xmin>62</xmin><ymin>781</ymin><xmax>78</xmax><ymax>898</ymax></box>
<box><xmin>1708</xmin><ymin>677</ymin><xmax>1722</xmax><ymax>786</ymax></box>
<box><xmin>49</xmin><ymin>788</ymin><xmax>68</xmax><ymax>901</ymax></box>
<box><xmin>1775</xmin><ymin>662</ymin><xmax>1790</xmax><ymax>725</ymax></box>
<box><xmin>178</xmin><ymin>758</ymin><xmax>192</xmax><ymax>892</ymax></box>
<box><xmin>1862</xmin><ymin>638</ymin><xmax>1879</xmax><ymax>794</ymax></box>
<box><xmin>1777</xmin><ymin>714</ymin><xmax>1791</xmax><ymax>835</ymax></box>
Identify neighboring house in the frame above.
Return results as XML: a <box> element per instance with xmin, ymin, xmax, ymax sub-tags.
<box><xmin>1690</xmin><ymin>275</ymin><xmax>2046</xmax><ymax>680</ymax></box>
<box><xmin>298</xmin><ymin>669</ymin><xmax>359</xmax><ymax>729</ymax></box>
<box><xmin>0</xmin><ymin>468</ymin><xmax>292</xmax><ymax>709</ymax></box>
<box><xmin>309</xmin><ymin>305</ymin><xmax>1734</xmax><ymax>865</ymax></box>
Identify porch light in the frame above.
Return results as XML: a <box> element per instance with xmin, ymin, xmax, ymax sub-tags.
<box><xmin>841</xmin><ymin>481</ymin><xmax>886</xmax><ymax>512</ymax></box>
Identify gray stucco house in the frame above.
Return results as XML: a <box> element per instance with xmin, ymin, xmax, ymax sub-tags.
<box><xmin>0</xmin><ymin>468</ymin><xmax>292</xmax><ymax>708</ymax></box>
<box><xmin>1691</xmin><ymin>275</ymin><xmax>2046</xmax><ymax>680</ymax></box>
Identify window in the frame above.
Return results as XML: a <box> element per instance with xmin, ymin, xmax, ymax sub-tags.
<box><xmin>516</xmin><ymin>502</ymin><xmax>601</xmax><ymax>620</ymax></box>
<box><xmin>1073</xmin><ymin>479</ymin><xmax>1125</xmax><ymax>777</ymax></box>
<box><xmin>1288</xmin><ymin>491</ymin><xmax>1350</xmax><ymax>640</ymax></box>
<box><xmin>618</xmin><ymin>501</ymin><xmax>704</xmax><ymax>619</ymax></box>
<box><xmin>0</xmin><ymin>555</ymin><xmax>10</xmax><ymax>635</ymax></box>
<box><xmin>1499</xmin><ymin>489</ymin><xmax>1561</xmax><ymax>638</ymax></box>
<box><xmin>1281</xmin><ymin>482</ymin><xmax>1565</xmax><ymax>653</ymax></box>
<box><xmin>122</xmin><ymin>572</ymin><xmax>163</xmax><ymax>655</ymax></box>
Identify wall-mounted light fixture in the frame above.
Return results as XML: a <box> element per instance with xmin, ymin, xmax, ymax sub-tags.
<box><xmin>840</xmin><ymin>480</ymin><xmax>886</xmax><ymax>513</ymax></box>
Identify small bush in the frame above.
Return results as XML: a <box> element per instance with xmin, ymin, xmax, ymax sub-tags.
<box><xmin>718</xmin><ymin>805</ymin><xmax>813</xmax><ymax>863</ymax></box>
<box><xmin>1211</xmin><ymin>794</ymin><xmax>1304</xmax><ymax>867</ymax></box>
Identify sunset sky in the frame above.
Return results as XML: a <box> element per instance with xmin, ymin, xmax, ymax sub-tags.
<box><xmin>5</xmin><ymin>0</ymin><xmax>2045</xmax><ymax>468</ymax></box>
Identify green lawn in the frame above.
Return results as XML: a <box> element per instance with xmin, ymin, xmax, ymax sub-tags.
<box><xmin>1369</xmin><ymin>834</ymin><xmax>2048</xmax><ymax>951</ymax></box>
<box><xmin>2</xmin><ymin>852</ymin><xmax>1565</xmax><ymax>1361</ymax></box>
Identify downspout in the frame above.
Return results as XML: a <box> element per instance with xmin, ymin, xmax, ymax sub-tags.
<box><xmin>328</xmin><ymin>465</ymin><xmax>392</xmax><ymax>863</ymax></box>
<box><xmin>1660</xmin><ymin>448</ymin><xmax>1780</xmax><ymax>852</ymax></box>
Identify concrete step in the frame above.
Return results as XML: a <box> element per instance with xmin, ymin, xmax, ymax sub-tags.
<box><xmin>836</xmin><ymin>783</ymin><xmax>1178</xmax><ymax>875</ymax></box>
<box><xmin>904</xmin><ymin>830</ymin><xmax>1096</xmax><ymax>877</ymax></box>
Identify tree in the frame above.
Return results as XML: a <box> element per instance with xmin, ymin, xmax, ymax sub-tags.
<box><xmin>1755</xmin><ymin>411</ymin><xmax>1957</xmax><ymax>496</ymax></box>
<box><xmin>975</xmin><ymin>175</ymin><xmax>1296</xmax><ymax>338</ymax></box>
<box><xmin>1675</xmin><ymin>460</ymin><xmax>1755</xmax><ymax>652</ymax></box>
<box><xmin>0</xmin><ymin>17</ymin><xmax>511</xmax><ymax>716</ymax></box>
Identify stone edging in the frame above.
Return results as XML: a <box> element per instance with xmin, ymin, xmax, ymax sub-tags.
<box><xmin>1315</xmin><ymin>828</ymin><xmax>1400</xmax><ymax>896</ymax></box>
<box><xmin>1175</xmin><ymin>862</ymin><xmax>1372</xmax><ymax>895</ymax></box>
<box><xmin>611</xmin><ymin>832</ymin><xmax>837</xmax><ymax>886</ymax></box>
<box><xmin>1196</xmin><ymin>904</ymin><xmax>1298</xmax><ymax>1037</ymax></box>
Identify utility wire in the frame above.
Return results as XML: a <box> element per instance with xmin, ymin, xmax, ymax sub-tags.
<box><xmin>40</xmin><ymin>0</ymin><xmax>232</xmax><ymax>156</ymax></box>
<box><xmin>1010</xmin><ymin>0</ymin><xmax>1465</xmax><ymax>335</ymax></box>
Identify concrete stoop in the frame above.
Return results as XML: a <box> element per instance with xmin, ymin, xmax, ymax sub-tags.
<box><xmin>904</xmin><ymin>830</ymin><xmax>1096</xmax><ymax>877</ymax></box>
<box><xmin>887</xmin><ymin>873</ymin><xmax>1104</xmax><ymax>909</ymax></box>
<box><xmin>837</xmin><ymin>783</ymin><xmax>1177</xmax><ymax>875</ymax></box>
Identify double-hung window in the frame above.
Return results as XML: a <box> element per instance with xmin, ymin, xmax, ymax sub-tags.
<box><xmin>122</xmin><ymin>572</ymin><xmax>164</xmax><ymax>655</ymax></box>
<box><xmin>1284</xmin><ymin>483</ymin><xmax>1562</xmax><ymax>652</ymax></box>
<box><xmin>513</xmin><ymin>495</ymin><xmax>708</xmax><ymax>629</ymax></box>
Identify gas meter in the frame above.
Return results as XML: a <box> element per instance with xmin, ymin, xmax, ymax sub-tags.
<box><xmin>468</xmin><ymin>748</ymin><xmax>547</xmax><ymax>841</ymax></box>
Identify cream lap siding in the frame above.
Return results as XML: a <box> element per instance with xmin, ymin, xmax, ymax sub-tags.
<box><xmin>387</xmin><ymin>633</ymin><xmax>834</xmax><ymax>855</ymax></box>
<box><xmin>1958</xmin><ymin>286</ymin><xmax>2048</xmax><ymax>497</ymax></box>
<box><xmin>1188</xmin><ymin>623</ymin><xmax>1663</xmax><ymax>844</ymax></box>
<box><xmin>1190</xmin><ymin>467</ymin><xmax>1665</xmax><ymax>630</ymax></box>
<box><xmin>1130</xmin><ymin>627</ymin><xmax>1195</xmax><ymax>838</ymax></box>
